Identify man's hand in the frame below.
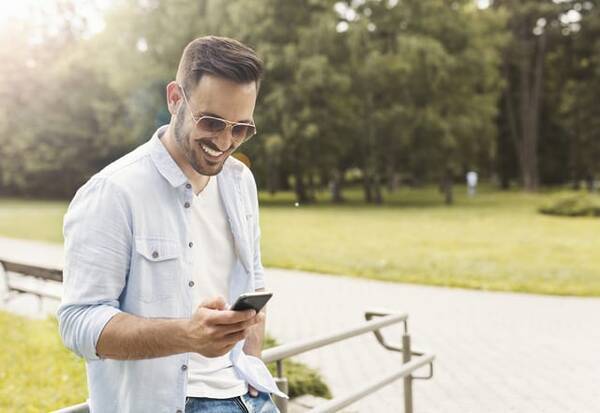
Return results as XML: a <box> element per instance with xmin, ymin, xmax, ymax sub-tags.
<box><xmin>248</xmin><ymin>384</ymin><xmax>259</xmax><ymax>397</ymax></box>
<box><xmin>185</xmin><ymin>296</ymin><xmax>261</xmax><ymax>357</ymax></box>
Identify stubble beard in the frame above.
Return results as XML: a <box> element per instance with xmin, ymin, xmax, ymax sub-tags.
<box><xmin>173</xmin><ymin>106</ymin><xmax>227</xmax><ymax>176</ymax></box>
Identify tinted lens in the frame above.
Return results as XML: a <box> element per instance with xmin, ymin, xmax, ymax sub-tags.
<box><xmin>232</xmin><ymin>124</ymin><xmax>256</xmax><ymax>140</ymax></box>
<box><xmin>198</xmin><ymin>117</ymin><xmax>226</xmax><ymax>133</ymax></box>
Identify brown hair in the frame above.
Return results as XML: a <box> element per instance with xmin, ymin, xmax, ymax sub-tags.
<box><xmin>176</xmin><ymin>36</ymin><xmax>263</xmax><ymax>93</ymax></box>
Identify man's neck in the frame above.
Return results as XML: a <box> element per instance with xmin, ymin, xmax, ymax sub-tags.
<box><xmin>161</xmin><ymin>125</ymin><xmax>210</xmax><ymax>194</ymax></box>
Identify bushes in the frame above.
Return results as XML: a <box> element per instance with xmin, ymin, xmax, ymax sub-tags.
<box><xmin>539</xmin><ymin>192</ymin><xmax>600</xmax><ymax>217</ymax></box>
<box><xmin>264</xmin><ymin>336</ymin><xmax>332</xmax><ymax>399</ymax></box>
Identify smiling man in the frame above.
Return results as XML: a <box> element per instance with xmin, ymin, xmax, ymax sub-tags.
<box><xmin>57</xmin><ymin>36</ymin><xmax>285</xmax><ymax>413</ymax></box>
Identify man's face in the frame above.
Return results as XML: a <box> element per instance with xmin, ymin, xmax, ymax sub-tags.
<box><xmin>171</xmin><ymin>74</ymin><xmax>257</xmax><ymax>176</ymax></box>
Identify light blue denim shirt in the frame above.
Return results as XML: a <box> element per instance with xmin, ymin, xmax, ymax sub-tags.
<box><xmin>57</xmin><ymin>126</ymin><xmax>288</xmax><ymax>413</ymax></box>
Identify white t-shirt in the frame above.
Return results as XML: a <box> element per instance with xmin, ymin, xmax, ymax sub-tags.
<box><xmin>186</xmin><ymin>177</ymin><xmax>248</xmax><ymax>399</ymax></box>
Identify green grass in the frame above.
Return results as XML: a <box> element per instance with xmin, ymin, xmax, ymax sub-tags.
<box><xmin>0</xmin><ymin>312</ymin><xmax>329</xmax><ymax>412</ymax></box>
<box><xmin>1</xmin><ymin>185</ymin><xmax>599</xmax><ymax>296</ymax></box>
<box><xmin>0</xmin><ymin>198</ymin><xmax>66</xmax><ymax>243</ymax></box>
<box><xmin>0</xmin><ymin>313</ymin><xmax>87</xmax><ymax>412</ymax></box>
<box><xmin>257</xmin><ymin>186</ymin><xmax>600</xmax><ymax>296</ymax></box>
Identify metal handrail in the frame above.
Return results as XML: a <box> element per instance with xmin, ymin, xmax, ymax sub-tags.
<box><xmin>262</xmin><ymin>311</ymin><xmax>408</xmax><ymax>363</ymax></box>
<box><xmin>365</xmin><ymin>309</ymin><xmax>434</xmax><ymax>381</ymax></box>
<box><xmin>308</xmin><ymin>354</ymin><xmax>436</xmax><ymax>413</ymax></box>
<box><xmin>263</xmin><ymin>309</ymin><xmax>434</xmax><ymax>413</ymax></box>
<box><xmin>54</xmin><ymin>309</ymin><xmax>434</xmax><ymax>413</ymax></box>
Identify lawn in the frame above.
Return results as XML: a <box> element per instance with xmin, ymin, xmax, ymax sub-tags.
<box><xmin>0</xmin><ymin>312</ymin><xmax>87</xmax><ymax>412</ymax></box>
<box><xmin>0</xmin><ymin>312</ymin><xmax>329</xmax><ymax>412</ymax></box>
<box><xmin>0</xmin><ymin>185</ymin><xmax>598</xmax><ymax>296</ymax></box>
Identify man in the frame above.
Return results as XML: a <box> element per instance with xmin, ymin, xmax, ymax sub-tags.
<box><xmin>58</xmin><ymin>36</ymin><xmax>286</xmax><ymax>413</ymax></box>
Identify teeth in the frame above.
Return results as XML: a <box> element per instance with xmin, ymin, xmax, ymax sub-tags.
<box><xmin>200</xmin><ymin>143</ymin><xmax>223</xmax><ymax>157</ymax></box>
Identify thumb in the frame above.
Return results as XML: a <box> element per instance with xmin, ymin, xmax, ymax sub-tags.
<box><xmin>200</xmin><ymin>295</ymin><xmax>227</xmax><ymax>311</ymax></box>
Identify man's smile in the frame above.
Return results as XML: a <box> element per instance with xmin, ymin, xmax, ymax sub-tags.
<box><xmin>199</xmin><ymin>141</ymin><xmax>225</xmax><ymax>158</ymax></box>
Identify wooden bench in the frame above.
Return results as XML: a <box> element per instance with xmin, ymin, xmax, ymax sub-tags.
<box><xmin>0</xmin><ymin>259</ymin><xmax>63</xmax><ymax>310</ymax></box>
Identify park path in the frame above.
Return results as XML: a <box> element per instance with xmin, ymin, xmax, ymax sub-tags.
<box><xmin>1</xmin><ymin>236</ymin><xmax>599</xmax><ymax>412</ymax></box>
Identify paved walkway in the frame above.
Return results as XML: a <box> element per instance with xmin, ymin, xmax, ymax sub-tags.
<box><xmin>1</xmin><ymin>237</ymin><xmax>599</xmax><ymax>412</ymax></box>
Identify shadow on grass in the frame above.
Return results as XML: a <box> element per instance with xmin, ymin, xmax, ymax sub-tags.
<box><xmin>258</xmin><ymin>185</ymin><xmax>542</xmax><ymax>210</ymax></box>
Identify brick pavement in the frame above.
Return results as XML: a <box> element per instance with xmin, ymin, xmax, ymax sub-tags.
<box><xmin>263</xmin><ymin>269</ymin><xmax>600</xmax><ymax>413</ymax></box>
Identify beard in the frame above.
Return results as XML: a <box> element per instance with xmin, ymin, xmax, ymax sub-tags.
<box><xmin>172</xmin><ymin>106</ymin><xmax>233</xmax><ymax>176</ymax></box>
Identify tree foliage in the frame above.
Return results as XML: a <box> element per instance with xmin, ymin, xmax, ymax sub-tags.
<box><xmin>0</xmin><ymin>0</ymin><xmax>597</xmax><ymax>202</ymax></box>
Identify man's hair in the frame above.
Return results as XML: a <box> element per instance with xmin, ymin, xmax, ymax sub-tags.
<box><xmin>176</xmin><ymin>36</ymin><xmax>263</xmax><ymax>93</ymax></box>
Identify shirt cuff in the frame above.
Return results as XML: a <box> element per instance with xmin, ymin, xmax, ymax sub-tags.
<box><xmin>85</xmin><ymin>305</ymin><xmax>122</xmax><ymax>361</ymax></box>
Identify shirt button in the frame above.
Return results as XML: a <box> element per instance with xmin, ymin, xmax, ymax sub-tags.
<box><xmin>185</xmin><ymin>183</ymin><xmax>192</xmax><ymax>189</ymax></box>
<box><xmin>184</xmin><ymin>202</ymin><xmax>191</xmax><ymax>208</ymax></box>
<box><xmin>181</xmin><ymin>364</ymin><xmax>187</xmax><ymax>371</ymax></box>
<box><xmin>151</xmin><ymin>251</ymin><xmax>159</xmax><ymax>259</ymax></box>
<box><xmin>188</xmin><ymin>281</ymin><xmax>195</xmax><ymax>288</ymax></box>
<box><xmin>188</xmin><ymin>242</ymin><xmax>193</xmax><ymax>248</ymax></box>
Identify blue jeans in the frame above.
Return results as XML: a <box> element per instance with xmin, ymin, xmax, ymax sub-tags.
<box><xmin>185</xmin><ymin>391</ymin><xmax>280</xmax><ymax>413</ymax></box>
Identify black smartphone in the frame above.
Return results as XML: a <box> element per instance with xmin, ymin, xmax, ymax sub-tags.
<box><xmin>230</xmin><ymin>291</ymin><xmax>273</xmax><ymax>312</ymax></box>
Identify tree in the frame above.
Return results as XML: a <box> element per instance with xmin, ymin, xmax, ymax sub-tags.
<box><xmin>0</xmin><ymin>1</ymin><xmax>132</xmax><ymax>197</ymax></box>
<box><xmin>496</xmin><ymin>0</ymin><xmax>577</xmax><ymax>191</ymax></box>
<box><xmin>341</xmin><ymin>0</ymin><xmax>506</xmax><ymax>204</ymax></box>
<box><xmin>557</xmin><ymin>1</ymin><xmax>600</xmax><ymax>189</ymax></box>
<box><xmin>222</xmin><ymin>0</ymin><xmax>353</xmax><ymax>203</ymax></box>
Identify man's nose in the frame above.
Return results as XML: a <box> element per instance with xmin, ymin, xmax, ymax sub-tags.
<box><xmin>214</xmin><ymin>126</ymin><xmax>234</xmax><ymax>150</ymax></box>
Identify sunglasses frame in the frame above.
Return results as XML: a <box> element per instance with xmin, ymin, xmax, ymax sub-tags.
<box><xmin>177</xmin><ymin>84</ymin><xmax>257</xmax><ymax>143</ymax></box>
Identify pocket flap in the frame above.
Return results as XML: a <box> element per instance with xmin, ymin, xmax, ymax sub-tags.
<box><xmin>135</xmin><ymin>237</ymin><xmax>179</xmax><ymax>261</ymax></box>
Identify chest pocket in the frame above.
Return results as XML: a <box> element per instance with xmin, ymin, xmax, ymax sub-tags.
<box><xmin>133</xmin><ymin>237</ymin><xmax>180</xmax><ymax>303</ymax></box>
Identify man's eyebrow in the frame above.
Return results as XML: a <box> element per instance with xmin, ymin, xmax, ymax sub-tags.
<box><xmin>199</xmin><ymin>111</ymin><xmax>253</xmax><ymax>124</ymax></box>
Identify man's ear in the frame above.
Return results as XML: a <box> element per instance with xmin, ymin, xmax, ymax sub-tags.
<box><xmin>166</xmin><ymin>81</ymin><xmax>182</xmax><ymax>115</ymax></box>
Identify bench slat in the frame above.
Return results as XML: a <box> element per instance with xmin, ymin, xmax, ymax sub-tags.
<box><xmin>1</xmin><ymin>261</ymin><xmax>63</xmax><ymax>282</ymax></box>
<box><xmin>9</xmin><ymin>285</ymin><xmax>62</xmax><ymax>300</ymax></box>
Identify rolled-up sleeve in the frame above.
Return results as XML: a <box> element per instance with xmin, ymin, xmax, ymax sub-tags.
<box><xmin>57</xmin><ymin>176</ymin><xmax>131</xmax><ymax>361</ymax></box>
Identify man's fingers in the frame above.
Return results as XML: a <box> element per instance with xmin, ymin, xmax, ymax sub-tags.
<box><xmin>256</xmin><ymin>311</ymin><xmax>265</xmax><ymax>323</ymax></box>
<box><xmin>212</xmin><ymin>309</ymin><xmax>257</xmax><ymax>325</ymax></box>
<box><xmin>220</xmin><ymin>329</ymin><xmax>248</xmax><ymax>346</ymax></box>
<box><xmin>200</xmin><ymin>296</ymin><xmax>227</xmax><ymax>311</ymax></box>
<box><xmin>217</xmin><ymin>316</ymin><xmax>260</xmax><ymax>336</ymax></box>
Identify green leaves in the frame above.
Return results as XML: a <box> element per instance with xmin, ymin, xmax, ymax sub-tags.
<box><xmin>0</xmin><ymin>0</ymin><xmax>595</xmax><ymax>200</ymax></box>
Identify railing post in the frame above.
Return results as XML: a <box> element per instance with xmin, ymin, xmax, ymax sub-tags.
<box><xmin>273</xmin><ymin>360</ymin><xmax>288</xmax><ymax>413</ymax></box>
<box><xmin>37</xmin><ymin>293</ymin><xmax>44</xmax><ymax>313</ymax></box>
<box><xmin>0</xmin><ymin>262</ymin><xmax>9</xmax><ymax>303</ymax></box>
<box><xmin>402</xmin><ymin>333</ymin><xmax>413</xmax><ymax>413</ymax></box>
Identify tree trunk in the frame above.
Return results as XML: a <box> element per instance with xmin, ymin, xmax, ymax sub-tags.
<box><xmin>363</xmin><ymin>174</ymin><xmax>373</xmax><ymax>203</ymax></box>
<box><xmin>267</xmin><ymin>161</ymin><xmax>278</xmax><ymax>195</ymax></box>
<box><xmin>279</xmin><ymin>169</ymin><xmax>290</xmax><ymax>191</ymax></box>
<box><xmin>586</xmin><ymin>174</ymin><xmax>595</xmax><ymax>193</ymax></box>
<box><xmin>500</xmin><ymin>177</ymin><xmax>510</xmax><ymax>190</ymax></box>
<box><xmin>442</xmin><ymin>171</ymin><xmax>454</xmax><ymax>205</ymax></box>
<box><xmin>330</xmin><ymin>169</ymin><xmax>345</xmax><ymax>203</ymax></box>
<box><xmin>373</xmin><ymin>173</ymin><xmax>383</xmax><ymax>205</ymax></box>
<box><xmin>386</xmin><ymin>155</ymin><xmax>399</xmax><ymax>192</ymax></box>
<box><xmin>294</xmin><ymin>171</ymin><xmax>310</xmax><ymax>204</ymax></box>
<box><xmin>504</xmin><ymin>26</ymin><xmax>547</xmax><ymax>192</ymax></box>
<box><xmin>363</xmin><ymin>173</ymin><xmax>383</xmax><ymax>205</ymax></box>
<box><xmin>307</xmin><ymin>173</ymin><xmax>316</xmax><ymax>202</ymax></box>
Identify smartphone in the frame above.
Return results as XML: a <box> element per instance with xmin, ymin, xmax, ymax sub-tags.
<box><xmin>230</xmin><ymin>291</ymin><xmax>273</xmax><ymax>312</ymax></box>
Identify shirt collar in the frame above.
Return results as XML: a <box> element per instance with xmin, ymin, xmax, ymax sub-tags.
<box><xmin>149</xmin><ymin>125</ymin><xmax>244</xmax><ymax>188</ymax></box>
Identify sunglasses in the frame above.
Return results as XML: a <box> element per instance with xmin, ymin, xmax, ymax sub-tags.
<box><xmin>178</xmin><ymin>84</ymin><xmax>257</xmax><ymax>142</ymax></box>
